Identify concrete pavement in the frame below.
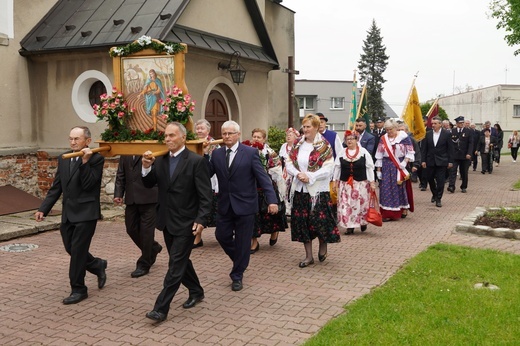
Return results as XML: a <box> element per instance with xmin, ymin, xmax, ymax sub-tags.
<box><xmin>1</xmin><ymin>161</ymin><xmax>519</xmax><ymax>345</ymax></box>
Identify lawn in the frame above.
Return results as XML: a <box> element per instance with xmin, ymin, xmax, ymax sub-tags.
<box><xmin>305</xmin><ymin>244</ymin><xmax>520</xmax><ymax>345</ymax></box>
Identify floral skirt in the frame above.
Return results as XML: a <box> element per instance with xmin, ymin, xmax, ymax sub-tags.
<box><xmin>337</xmin><ymin>180</ymin><xmax>370</xmax><ymax>228</ymax></box>
<box><xmin>290</xmin><ymin>191</ymin><xmax>340</xmax><ymax>243</ymax></box>
<box><xmin>253</xmin><ymin>187</ymin><xmax>287</xmax><ymax>238</ymax></box>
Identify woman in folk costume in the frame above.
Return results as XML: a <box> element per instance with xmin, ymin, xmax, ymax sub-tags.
<box><xmin>247</xmin><ymin>128</ymin><xmax>287</xmax><ymax>254</ymax></box>
<box><xmin>286</xmin><ymin>114</ymin><xmax>340</xmax><ymax>268</ymax></box>
<box><xmin>278</xmin><ymin>127</ymin><xmax>300</xmax><ymax>216</ymax></box>
<box><xmin>375</xmin><ymin>119</ymin><xmax>415</xmax><ymax>222</ymax></box>
<box><xmin>333</xmin><ymin>130</ymin><xmax>376</xmax><ymax>234</ymax></box>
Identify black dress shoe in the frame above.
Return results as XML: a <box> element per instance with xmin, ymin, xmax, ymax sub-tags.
<box><xmin>344</xmin><ymin>228</ymin><xmax>354</xmax><ymax>235</ymax></box>
<box><xmin>298</xmin><ymin>259</ymin><xmax>314</xmax><ymax>268</ymax></box>
<box><xmin>192</xmin><ymin>240</ymin><xmax>204</xmax><ymax>249</ymax></box>
<box><xmin>269</xmin><ymin>232</ymin><xmax>279</xmax><ymax>246</ymax></box>
<box><xmin>436</xmin><ymin>201</ymin><xmax>442</xmax><ymax>207</ymax></box>
<box><xmin>431</xmin><ymin>196</ymin><xmax>436</xmax><ymax>203</ymax></box>
<box><xmin>63</xmin><ymin>292</ymin><xmax>88</xmax><ymax>305</ymax></box>
<box><xmin>231</xmin><ymin>280</ymin><xmax>243</xmax><ymax>291</ymax></box>
<box><xmin>131</xmin><ymin>268</ymin><xmax>149</xmax><ymax>278</ymax></box>
<box><xmin>361</xmin><ymin>225</ymin><xmax>367</xmax><ymax>232</ymax></box>
<box><xmin>420</xmin><ymin>187</ymin><xmax>426</xmax><ymax>191</ymax></box>
<box><xmin>98</xmin><ymin>260</ymin><xmax>107</xmax><ymax>289</ymax></box>
<box><xmin>461</xmin><ymin>189</ymin><xmax>467</xmax><ymax>193</ymax></box>
<box><xmin>250</xmin><ymin>242</ymin><xmax>259</xmax><ymax>254</ymax></box>
<box><xmin>182</xmin><ymin>295</ymin><xmax>204</xmax><ymax>309</ymax></box>
<box><xmin>447</xmin><ymin>186</ymin><xmax>455</xmax><ymax>193</ymax></box>
<box><xmin>146</xmin><ymin>310</ymin><xmax>167</xmax><ymax>322</ymax></box>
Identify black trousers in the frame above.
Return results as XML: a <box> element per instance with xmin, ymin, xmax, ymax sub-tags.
<box><xmin>512</xmin><ymin>147</ymin><xmax>519</xmax><ymax>161</ymax></box>
<box><xmin>124</xmin><ymin>203</ymin><xmax>161</xmax><ymax>270</ymax></box>
<box><xmin>481</xmin><ymin>153</ymin><xmax>492</xmax><ymax>172</ymax></box>
<box><xmin>153</xmin><ymin>229</ymin><xmax>203</xmax><ymax>316</ymax></box>
<box><xmin>426</xmin><ymin>165</ymin><xmax>447</xmax><ymax>202</ymax></box>
<box><xmin>448</xmin><ymin>159</ymin><xmax>470</xmax><ymax>190</ymax></box>
<box><xmin>60</xmin><ymin>220</ymin><xmax>104</xmax><ymax>294</ymax></box>
<box><xmin>215</xmin><ymin>206</ymin><xmax>255</xmax><ymax>281</ymax></box>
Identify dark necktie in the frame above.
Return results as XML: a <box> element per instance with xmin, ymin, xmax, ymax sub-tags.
<box><xmin>169</xmin><ymin>154</ymin><xmax>180</xmax><ymax>178</ymax></box>
<box><xmin>69</xmin><ymin>158</ymin><xmax>77</xmax><ymax>175</ymax></box>
<box><xmin>226</xmin><ymin>148</ymin><xmax>232</xmax><ymax>171</ymax></box>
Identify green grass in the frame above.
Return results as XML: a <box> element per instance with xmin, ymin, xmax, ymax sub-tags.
<box><xmin>486</xmin><ymin>207</ymin><xmax>520</xmax><ymax>223</ymax></box>
<box><xmin>513</xmin><ymin>179</ymin><xmax>520</xmax><ymax>190</ymax></box>
<box><xmin>305</xmin><ymin>244</ymin><xmax>520</xmax><ymax>345</ymax></box>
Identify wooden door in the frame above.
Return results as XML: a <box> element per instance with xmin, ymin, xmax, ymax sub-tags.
<box><xmin>204</xmin><ymin>91</ymin><xmax>228</xmax><ymax>138</ymax></box>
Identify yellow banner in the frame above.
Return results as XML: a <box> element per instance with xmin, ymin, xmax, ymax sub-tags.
<box><xmin>403</xmin><ymin>86</ymin><xmax>425</xmax><ymax>141</ymax></box>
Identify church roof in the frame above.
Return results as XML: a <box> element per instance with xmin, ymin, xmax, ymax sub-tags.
<box><xmin>19</xmin><ymin>0</ymin><xmax>278</xmax><ymax>67</ymax></box>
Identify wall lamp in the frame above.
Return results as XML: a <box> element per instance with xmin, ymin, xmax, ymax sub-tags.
<box><xmin>218</xmin><ymin>51</ymin><xmax>247</xmax><ymax>85</ymax></box>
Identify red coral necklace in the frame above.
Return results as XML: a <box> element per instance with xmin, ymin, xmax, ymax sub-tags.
<box><xmin>345</xmin><ymin>146</ymin><xmax>359</xmax><ymax>161</ymax></box>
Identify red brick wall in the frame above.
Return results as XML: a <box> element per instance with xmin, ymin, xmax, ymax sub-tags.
<box><xmin>0</xmin><ymin>152</ymin><xmax>119</xmax><ymax>203</ymax></box>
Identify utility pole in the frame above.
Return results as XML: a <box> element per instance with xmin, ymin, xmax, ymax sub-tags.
<box><xmin>282</xmin><ymin>56</ymin><xmax>299</xmax><ymax>128</ymax></box>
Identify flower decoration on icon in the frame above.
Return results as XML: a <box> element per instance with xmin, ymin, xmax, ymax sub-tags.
<box><xmin>93</xmin><ymin>87</ymin><xmax>165</xmax><ymax>142</ymax></box>
<box><xmin>160</xmin><ymin>85</ymin><xmax>197</xmax><ymax>139</ymax></box>
<box><xmin>109</xmin><ymin>35</ymin><xmax>185</xmax><ymax>57</ymax></box>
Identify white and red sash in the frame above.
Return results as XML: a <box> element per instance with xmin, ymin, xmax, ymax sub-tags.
<box><xmin>380</xmin><ymin>135</ymin><xmax>409</xmax><ymax>184</ymax></box>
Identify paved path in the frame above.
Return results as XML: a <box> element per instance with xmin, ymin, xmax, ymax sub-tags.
<box><xmin>1</xmin><ymin>161</ymin><xmax>519</xmax><ymax>345</ymax></box>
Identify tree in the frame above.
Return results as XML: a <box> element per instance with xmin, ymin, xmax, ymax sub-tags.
<box><xmin>357</xmin><ymin>19</ymin><xmax>389</xmax><ymax>120</ymax></box>
<box><xmin>489</xmin><ymin>0</ymin><xmax>520</xmax><ymax>55</ymax></box>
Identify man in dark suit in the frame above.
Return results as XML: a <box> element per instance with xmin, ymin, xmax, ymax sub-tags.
<box><xmin>448</xmin><ymin>116</ymin><xmax>473</xmax><ymax>193</ymax></box>
<box><xmin>141</xmin><ymin>122</ymin><xmax>212</xmax><ymax>322</ymax></box>
<box><xmin>35</xmin><ymin>126</ymin><xmax>107</xmax><ymax>305</ymax></box>
<box><xmin>114</xmin><ymin>155</ymin><xmax>162</xmax><ymax>278</ymax></box>
<box><xmin>206</xmin><ymin>120</ymin><xmax>278</xmax><ymax>292</ymax></box>
<box><xmin>421</xmin><ymin>116</ymin><xmax>454</xmax><ymax>207</ymax></box>
<box><xmin>354</xmin><ymin>118</ymin><xmax>375</xmax><ymax>154</ymax></box>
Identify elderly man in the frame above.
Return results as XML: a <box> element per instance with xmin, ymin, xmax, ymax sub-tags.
<box><xmin>142</xmin><ymin>122</ymin><xmax>212</xmax><ymax>322</ymax></box>
<box><xmin>35</xmin><ymin>126</ymin><xmax>107</xmax><ymax>305</ymax></box>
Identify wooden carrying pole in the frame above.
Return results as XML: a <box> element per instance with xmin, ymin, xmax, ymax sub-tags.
<box><xmin>61</xmin><ymin>139</ymin><xmax>224</xmax><ymax>159</ymax></box>
<box><xmin>62</xmin><ymin>146</ymin><xmax>111</xmax><ymax>159</ymax></box>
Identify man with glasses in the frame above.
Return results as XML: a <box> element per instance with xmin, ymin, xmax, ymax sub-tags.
<box><xmin>35</xmin><ymin>126</ymin><xmax>107</xmax><ymax>305</ymax></box>
<box><xmin>205</xmin><ymin>121</ymin><xmax>278</xmax><ymax>292</ymax></box>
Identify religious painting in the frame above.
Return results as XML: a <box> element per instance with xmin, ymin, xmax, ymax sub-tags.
<box><xmin>120</xmin><ymin>55</ymin><xmax>175</xmax><ymax>132</ymax></box>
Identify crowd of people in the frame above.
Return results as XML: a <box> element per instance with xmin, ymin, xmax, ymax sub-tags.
<box><xmin>33</xmin><ymin>114</ymin><xmax>513</xmax><ymax>322</ymax></box>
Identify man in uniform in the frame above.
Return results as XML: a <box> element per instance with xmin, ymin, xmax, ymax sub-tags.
<box><xmin>448</xmin><ymin>116</ymin><xmax>473</xmax><ymax>193</ymax></box>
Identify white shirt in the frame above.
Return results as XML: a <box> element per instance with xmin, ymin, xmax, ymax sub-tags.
<box><xmin>433</xmin><ymin>130</ymin><xmax>441</xmax><ymax>147</ymax></box>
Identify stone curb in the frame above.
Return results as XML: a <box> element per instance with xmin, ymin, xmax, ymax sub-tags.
<box><xmin>455</xmin><ymin>207</ymin><xmax>520</xmax><ymax>240</ymax></box>
<box><xmin>0</xmin><ymin>208</ymin><xmax>125</xmax><ymax>242</ymax></box>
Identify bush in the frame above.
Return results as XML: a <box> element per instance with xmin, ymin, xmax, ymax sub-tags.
<box><xmin>267</xmin><ymin>126</ymin><xmax>286</xmax><ymax>153</ymax></box>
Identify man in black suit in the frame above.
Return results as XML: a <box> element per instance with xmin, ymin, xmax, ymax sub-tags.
<box><xmin>141</xmin><ymin>122</ymin><xmax>212</xmax><ymax>322</ymax></box>
<box><xmin>206</xmin><ymin>120</ymin><xmax>278</xmax><ymax>292</ymax></box>
<box><xmin>35</xmin><ymin>126</ymin><xmax>107</xmax><ymax>305</ymax></box>
<box><xmin>448</xmin><ymin>116</ymin><xmax>473</xmax><ymax>193</ymax></box>
<box><xmin>114</xmin><ymin>155</ymin><xmax>162</xmax><ymax>278</ymax></box>
<box><xmin>421</xmin><ymin>116</ymin><xmax>454</xmax><ymax>207</ymax></box>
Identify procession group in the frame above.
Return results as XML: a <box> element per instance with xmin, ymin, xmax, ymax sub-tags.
<box><xmin>34</xmin><ymin>113</ymin><xmax>518</xmax><ymax>322</ymax></box>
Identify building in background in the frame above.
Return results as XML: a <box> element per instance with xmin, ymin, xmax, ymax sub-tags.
<box><xmin>437</xmin><ymin>84</ymin><xmax>520</xmax><ymax>136</ymax></box>
<box><xmin>295</xmin><ymin>79</ymin><xmax>397</xmax><ymax>133</ymax></box>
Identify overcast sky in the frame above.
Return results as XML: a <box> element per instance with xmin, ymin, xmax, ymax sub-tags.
<box><xmin>282</xmin><ymin>0</ymin><xmax>520</xmax><ymax>115</ymax></box>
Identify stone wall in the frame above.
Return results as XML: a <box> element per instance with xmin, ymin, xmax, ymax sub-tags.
<box><xmin>0</xmin><ymin>152</ymin><xmax>119</xmax><ymax>207</ymax></box>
